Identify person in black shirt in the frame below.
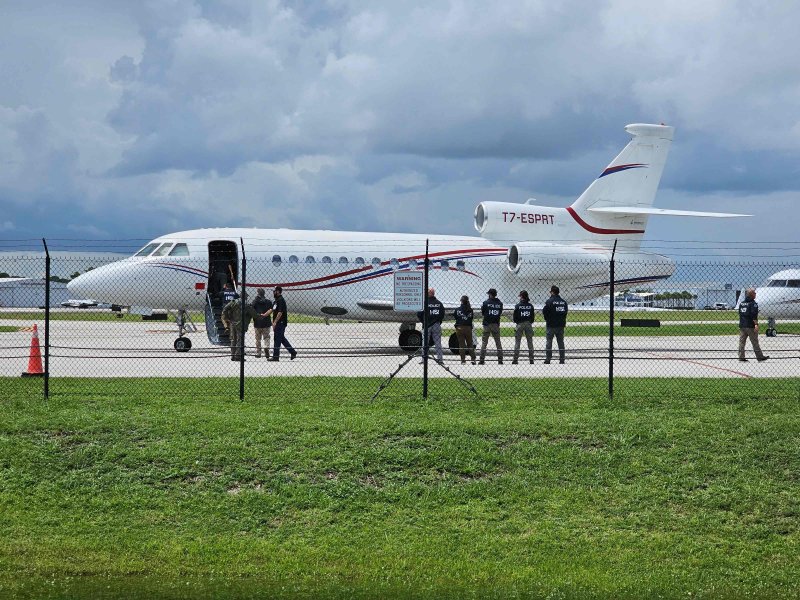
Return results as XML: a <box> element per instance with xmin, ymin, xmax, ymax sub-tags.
<box><xmin>512</xmin><ymin>290</ymin><xmax>535</xmax><ymax>364</ymax></box>
<box><xmin>738</xmin><ymin>288</ymin><xmax>768</xmax><ymax>362</ymax></box>
<box><xmin>417</xmin><ymin>288</ymin><xmax>444</xmax><ymax>363</ymax></box>
<box><xmin>542</xmin><ymin>285</ymin><xmax>568</xmax><ymax>364</ymax></box>
<box><xmin>251</xmin><ymin>288</ymin><xmax>273</xmax><ymax>358</ymax></box>
<box><xmin>453</xmin><ymin>295</ymin><xmax>477</xmax><ymax>364</ymax></box>
<box><xmin>269</xmin><ymin>286</ymin><xmax>297</xmax><ymax>361</ymax></box>
<box><xmin>479</xmin><ymin>288</ymin><xmax>503</xmax><ymax>364</ymax></box>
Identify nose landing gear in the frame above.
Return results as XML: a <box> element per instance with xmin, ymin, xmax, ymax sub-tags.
<box><xmin>766</xmin><ymin>316</ymin><xmax>777</xmax><ymax>337</ymax></box>
<box><xmin>172</xmin><ymin>308</ymin><xmax>198</xmax><ymax>352</ymax></box>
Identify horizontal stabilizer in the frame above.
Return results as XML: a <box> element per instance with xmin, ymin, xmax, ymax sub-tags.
<box><xmin>587</xmin><ymin>206</ymin><xmax>750</xmax><ymax>218</ymax></box>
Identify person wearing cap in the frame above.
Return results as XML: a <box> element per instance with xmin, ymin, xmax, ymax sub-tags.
<box><xmin>542</xmin><ymin>285</ymin><xmax>568</xmax><ymax>364</ymax></box>
<box><xmin>479</xmin><ymin>288</ymin><xmax>504</xmax><ymax>364</ymax></box>
<box><xmin>221</xmin><ymin>290</ymin><xmax>259</xmax><ymax>361</ymax></box>
<box><xmin>512</xmin><ymin>290</ymin><xmax>535</xmax><ymax>364</ymax></box>
<box><xmin>417</xmin><ymin>287</ymin><xmax>444</xmax><ymax>363</ymax></box>
<box><xmin>251</xmin><ymin>288</ymin><xmax>274</xmax><ymax>358</ymax></box>
<box><xmin>269</xmin><ymin>286</ymin><xmax>297</xmax><ymax>361</ymax></box>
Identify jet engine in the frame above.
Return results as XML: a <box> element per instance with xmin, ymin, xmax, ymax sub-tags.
<box><xmin>506</xmin><ymin>242</ymin><xmax>610</xmax><ymax>279</ymax></box>
<box><xmin>474</xmin><ymin>201</ymin><xmax>557</xmax><ymax>241</ymax></box>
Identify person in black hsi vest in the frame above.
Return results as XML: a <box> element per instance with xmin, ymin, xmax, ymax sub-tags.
<box><xmin>453</xmin><ymin>295</ymin><xmax>477</xmax><ymax>365</ymax></box>
<box><xmin>479</xmin><ymin>288</ymin><xmax>503</xmax><ymax>364</ymax></box>
<box><xmin>738</xmin><ymin>288</ymin><xmax>769</xmax><ymax>362</ymax></box>
<box><xmin>417</xmin><ymin>288</ymin><xmax>444</xmax><ymax>363</ymax></box>
<box><xmin>512</xmin><ymin>290</ymin><xmax>534</xmax><ymax>364</ymax></box>
<box><xmin>542</xmin><ymin>285</ymin><xmax>568</xmax><ymax>364</ymax></box>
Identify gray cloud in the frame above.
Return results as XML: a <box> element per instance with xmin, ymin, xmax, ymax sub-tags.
<box><xmin>0</xmin><ymin>0</ymin><xmax>799</xmax><ymax>254</ymax></box>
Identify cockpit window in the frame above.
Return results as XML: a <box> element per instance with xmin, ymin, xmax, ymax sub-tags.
<box><xmin>788</xmin><ymin>280</ymin><xmax>800</xmax><ymax>288</ymax></box>
<box><xmin>768</xmin><ymin>279</ymin><xmax>787</xmax><ymax>287</ymax></box>
<box><xmin>168</xmin><ymin>243</ymin><xmax>190</xmax><ymax>256</ymax></box>
<box><xmin>134</xmin><ymin>243</ymin><xmax>160</xmax><ymax>257</ymax></box>
<box><xmin>151</xmin><ymin>243</ymin><xmax>173</xmax><ymax>257</ymax></box>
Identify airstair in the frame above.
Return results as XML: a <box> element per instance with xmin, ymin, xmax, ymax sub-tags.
<box><xmin>205</xmin><ymin>294</ymin><xmax>230</xmax><ymax>346</ymax></box>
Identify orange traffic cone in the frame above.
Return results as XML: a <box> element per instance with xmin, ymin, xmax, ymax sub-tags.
<box><xmin>22</xmin><ymin>324</ymin><xmax>44</xmax><ymax>377</ymax></box>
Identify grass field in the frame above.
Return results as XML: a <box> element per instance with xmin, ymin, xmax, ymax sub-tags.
<box><xmin>2</xmin><ymin>377</ymin><xmax>799</xmax><ymax>599</ymax></box>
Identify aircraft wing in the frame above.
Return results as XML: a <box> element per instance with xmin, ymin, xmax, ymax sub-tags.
<box><xmin>587</xmin><ymin>206</ymin><xmax>750</xmax><ymax>218</ymax></box>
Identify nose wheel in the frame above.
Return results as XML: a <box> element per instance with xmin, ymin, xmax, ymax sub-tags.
<box><xmin>174</xmin><ymin>337</ymin><xmax>192</xmax><ymax>352</ymax></box>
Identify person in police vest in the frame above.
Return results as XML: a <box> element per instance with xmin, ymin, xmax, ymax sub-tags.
<box><xmin>453</xmin><ymin>295</ymin><xmax>477</xmax><ymax>365</ymax></box>
<box><xmin>542</xmin><ymin>285</ymin><xmax>568</xmax><ymax>364</ymax></box>
<box><xmin>738</xmin><ymin>288</ymin><xmax>769</xmax><ymax>362</ymax></box>
<box><xmin>220</xmin><ymin>281</ymin><xmax>238</xmax><ymax>304</ymax></box>
<box><xmin>417</xmin><ymin>288</ymin><xmax>444</xmax><ymax>363</ymax></box>
<box><xmin>221</xmin><ymin>290</ymin><xmax>258</xmax><ymax>361</ymax></box>
<box><xmin>479</xmin><ymin>288</ymin><xmax>503</xmax><ymax>364</ymax></box>
<box><xmin>512</xmin><ymin>290</ymin><xmax>535</xmax><ymax>364</ymax></box>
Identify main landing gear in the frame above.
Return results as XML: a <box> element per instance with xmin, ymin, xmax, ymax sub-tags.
<box><xmin>397</xmin><ymin>324</ymin><xmax>477</xmax><ymax>356</ymax></box>
<box><xmin>399</xmin><ymin>324</ymin><xmax>422</xmax><ymax>352</ymax></box>
<box><xmin>172</xmin><ymin>308</ymin><xmax>198</xmax><ymax>352</ymax></box>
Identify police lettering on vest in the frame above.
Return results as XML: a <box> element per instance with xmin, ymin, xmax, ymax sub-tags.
<box><xmin>513</xmin><ymin>301</ymin><xmax>534</xmax><ymax>324</ymax></box>
<box><xmin>482</xmin><ymin>297</ymin><xmax>503</xmax><ymax>325</ymax></box>
<box><xmin>738</xmin><ymin>299</ymin><xmax>758</xmax><ymax>328</ymax></box>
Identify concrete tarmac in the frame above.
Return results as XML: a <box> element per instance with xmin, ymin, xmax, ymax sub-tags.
<box><xmin>2</xmin><ymin>317</ymin><xmax>798</xmax><ymax>379</ymax></box>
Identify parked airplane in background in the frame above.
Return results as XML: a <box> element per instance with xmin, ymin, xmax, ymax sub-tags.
<box><xmin>68</xmin><ymin>123</ymin><xmax>747</xmax><ymax>352</ymax></box>
<box><xmin>738</xmin><ymin>269</ymin><xmax>800</xmax><ymax>337</ymax></box>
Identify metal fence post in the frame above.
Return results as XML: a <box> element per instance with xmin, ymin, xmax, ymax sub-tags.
<box><xmin>43</xmin><ymin>238</ymin><xmax>50</xmax><ymax>399</ymax></box>
<box><xmin>609</xmin><ymin>239</ymin><xmax>617</xmax><ymax>400</ymax></box>
<box><xmin>423</xmin><ymin>239</ymin><xmax>430</xmax><ymax>399</ymax></box>
<box><xmin>240</xmin><ymin>237</ymin><xmax>246</xmax><ymax>401</ymax></box>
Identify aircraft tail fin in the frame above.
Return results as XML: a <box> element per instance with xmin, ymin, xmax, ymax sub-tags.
<box><xmin>569</xmin><ymin>124</ymin><xmax>674</xmax><ymax>248</ymax></box>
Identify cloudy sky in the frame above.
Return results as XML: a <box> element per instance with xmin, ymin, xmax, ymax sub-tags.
<box><xmin>2</xmin><ymin>0</ymin><xmax>799</xmax><ymax>257</ymax></box>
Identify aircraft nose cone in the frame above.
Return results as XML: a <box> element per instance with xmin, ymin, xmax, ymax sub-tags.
<box><xmin>67</xmin><ymin>269</ymin><xmax>101</xmax><ymax>300</ymax></box>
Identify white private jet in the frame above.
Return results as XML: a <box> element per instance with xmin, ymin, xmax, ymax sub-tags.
<box><xmin>68</xmin><ymin>123</ymin><xmax>747</xmax><ymax>352</ymax></box>
<box><xmin>739</xmin><ymin>269</ymin><xmax>800</xmax><ymax>337</ymax></box>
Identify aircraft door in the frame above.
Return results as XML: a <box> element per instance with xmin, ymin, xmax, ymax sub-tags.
<box><xmin>208</xmin><ymin>241</ymin><xmax>239</xmax><ymax>299</ymax></box>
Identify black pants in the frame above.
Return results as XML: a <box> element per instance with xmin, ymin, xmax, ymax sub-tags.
<box><xmin>272</xmin><ymin>322</ymin><xmax>295</xmax><ymax>359</ymax></box>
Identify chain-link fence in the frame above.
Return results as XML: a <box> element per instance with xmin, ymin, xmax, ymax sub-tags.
<box><xmin>2</xmin><ymin>241</ymin><xmax>799</xmax><ymax>402</ymax></box>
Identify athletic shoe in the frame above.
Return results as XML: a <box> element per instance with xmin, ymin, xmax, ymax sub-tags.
<box><xmin>757</xmin><ymin>356</ymin><xmax>769</xmax><ymax>362</ymax></box>
<box><xmin>290</xmin><ymin>351</ymin><xmax>297</xmax><ymax>360</ymax></box>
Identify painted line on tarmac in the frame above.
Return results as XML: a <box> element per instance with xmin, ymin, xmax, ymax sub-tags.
<box><xmin>643</xmin><ymin>351</ymin><xmax>752</xmax><ymax>378</ymax></box>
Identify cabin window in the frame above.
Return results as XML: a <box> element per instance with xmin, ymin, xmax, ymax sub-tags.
<box><xmin>354</xmin><ymin>257</ymin><xmax>365</xmax><ymax>265</ymax></box>
<box><xmin>151</xmin><ymin>243</ymin><xmax>173</xmax><ymax>257</ymax></box>
<box><xmin>289</xmin><ymin>255</ymin><xmax>299</xmax><ymax>264</ymax></box>
<box><xmin>322</xmin><ymin>256</ymin><xmax>332</xmax><ymax>264</ymax></box>
<box><xmin>788</xmin><ymin>280</ymin><xmax>800</xmax><ymax>288</ymax></box>
<box><xmin>768</xmin><ymin>279</ymin><xmax>787</xmax><ymax>287</ymax></box>
<box><xmin>456</xmin><ymin>260</ymin><xmax>465</xmax><ymax>271</ymax></box>
<box><xmin>440</xmin><ymin>260</ymin><xmax>450</xmax><ymax>270</ymax></box>
<box><xmin>390</xmin><ymin>258</ymin><xmax>400</xmax><ymax>270</ymax></box>
<box><xmin>272</xmin><ymin>255</ymin><xmax>282</xmax><ymax>266</ymax></box>
<box><xmin>134</xmin><ymin>243</ymin><xmax>160</xmax><ymax>257</ymax></box>
<box><xmin>305</xmin><ymin>256</ymin><xmax>316</xmax><ymax>264</ymax></box>
<box><xmin>168</xmin><ymin>243</ymin><xmax>190</xmax><ymax>256</ymax></box>
<box><xmin>371</xmin><ymin>257</ymin><xmax>381</xmax><ymax>269</ymax></box>
<box><xmin>339</xmin><ymin>257</ymin><xmax>349</xmax><ymax>264</ymax></box>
